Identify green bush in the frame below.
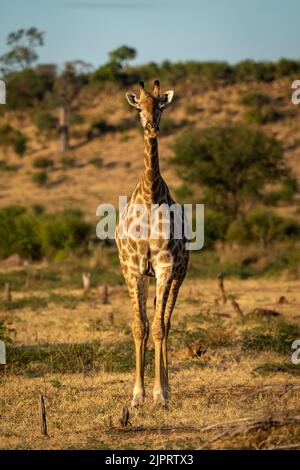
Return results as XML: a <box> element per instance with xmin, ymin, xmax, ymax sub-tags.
<box><xmin>5</xmin><ymin>67</ymin><xmax>56</xmax><ymax>110</ymax></box>
<box><xmin>35</xmin><ymin>112</ymin><xmax>58</xmax><ymax>134</ymax></box>
<box><xmin>204</xmin><ymin>210</ymin><xmax>229</xmax><ymax>247</ymax></box>
<box><xmin>0</xmin><ymin>206</ymin><xmax>92</xmax><ymax>261</ymax></box>
<box><xmin>12</xmin><ymin>132</ymin><xmax>27</xmax><ymax>156</ymax></box>
<box><xmin>265</xmin><ymin>177</ymin><xmax>298</xmax><ymax>205</ymax></box>
<box><xmin>32</xmin><ymin>156</ymin><xmax>54</xmax><ymax>169</ymax></box>
<box><xmin>0</xmin><ymin>321</ymin><xmax>13</xmax><ymax>343</ymax></box>
<box><xmin>89</xmin><ymin>157</ymin><xmax>103</xmax><ymax>168</ymax></box>
<box><xmin>39</xmin><ymin>212</ymin><xmax>92</xmax><ymax>255</ymax></box>
<box><xmin>86</xmin><ymin>119</ymin><xmax>115</xmax><ymax>140</ymax></box>
<box><xmin>226</xmin><ymin>220</ymin><xmax>249</xmax><ymax>242</ymax></box>
<box><xmin>0</xmin><ymin>123</ymin><xmax>27</xmax><ymax>156</ymax></box>
<box><xmin>60</xmin><ymin>156</ymin><xmax>76</xmax><ymax>168</ymax></box>
<box><xmin>239</xmin><ymin>91</ymin><xmax>271</xmax><ymax>107</ymax></box>
<box><xmin>245</xmin><ymin>209</ymin><xmax>300</xmax><ymax>247</ymax></box>
<box><xmin>243</xmin><ymin>106</ymin><xmax>283</xmax><ymax>125</ymax></box>
<box><xmin>171</xmin><ymin>123</ymin><xmax>287</xmax><ymax>218</ymax></box>
<box><xmin>0</xmin><ymin>206</ymin><xmax>41</xmax><ymax>260</ymax></box>
<box><xmin>32</xmin><ymin>171</ymin><xmax>48</xmax><ymax>186</ymax></box>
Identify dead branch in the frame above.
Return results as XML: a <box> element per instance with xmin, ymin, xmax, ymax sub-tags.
<box><xmin>229</xmin><ymin>296</ymin><xmax>243</xmax><ymax>317</ymax></box>
<box><xmin>39</xmin><ymin>394</ymin><xmax>48</xmax><ymax>437</ymax></box>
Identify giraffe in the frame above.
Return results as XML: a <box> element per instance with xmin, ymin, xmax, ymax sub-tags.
<box><xmin>115</xmin><ymin>80</ymin><xmax>189</xmax><ymax>407</ymax></box>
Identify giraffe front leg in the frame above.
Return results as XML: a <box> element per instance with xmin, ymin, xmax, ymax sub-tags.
<box><xmin>152</xmin><ymin>276</ymin><xmax>172</xmax><ymax>407</ymax></box>
<box><xmin>128</xmin><ymin>275</ymin><xmax>149</xmax><ymax>408</ymax></box>
<box><xmin>132</xmin><ymin>319</ymin><xmax>148</xmax><ymax>407</ymax></box>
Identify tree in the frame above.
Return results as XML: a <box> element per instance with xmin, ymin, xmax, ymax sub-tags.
<box><xmin>54</xmin><ymin>62</ymin><xmax>84</xmax><ymax>154</ymax></box>
<box><xmin>109</xmin><ymin>45</ymin><xmax>136</xmax><ymax>66</ymax></box>
<box><xmin>0</xmin><ymin>27</ymin><xmax>44</xmax><ymax>74</ymax></box>
<box><xmin>92</xmin><ymin>45</ymin><xmax>136</xmax><ymax>85</ymax></box>
<box><xmin>171</xmin><ymin>123</ymin><xmax>289</xmax><ymax>219</ymax></box>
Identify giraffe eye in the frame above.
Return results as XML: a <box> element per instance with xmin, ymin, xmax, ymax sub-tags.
<box><xmin>137</xmin><ymin>108</ymin><xmax>141</xmax><ymax>113</ymax></box>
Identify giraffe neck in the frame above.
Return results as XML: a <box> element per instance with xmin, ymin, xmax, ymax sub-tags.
<box><xmin>141</xmin><ymin>133</ymin><xmax>162</xmax><ymax>203</ymax></box>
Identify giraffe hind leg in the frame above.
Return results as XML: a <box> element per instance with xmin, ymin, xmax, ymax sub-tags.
<box><xmin>162</xmin><ymin>279</ymin><xmax>183</xmax><ymax>388</ymax></box>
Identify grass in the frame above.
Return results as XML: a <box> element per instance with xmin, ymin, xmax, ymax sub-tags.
<box><xmin>3</xmin><ymin>339</ymin><xmax>136</xmax><ymax>376</ymax></box>
<box><xmin>0</xmin><ymin>295</ymin><xmax>48</xmax><ymax>311</ymax></box>
<box><xmin>242</xmin><ymin>320</ymin><xmax>300</xmax><ymax>354</ymax></box>
<box><xmin>253</xmin><ymin>362</ymin><xmax>300</xmax><ymax>376</ymax></box>
<box><xmin>1</xmin><ymin>276</ymin><xmax>300</xmax><ymax>450</ymax></box>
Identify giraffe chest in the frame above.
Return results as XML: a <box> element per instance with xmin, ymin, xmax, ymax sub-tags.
<box><xmin>116</xmin><ymin>204</ymin><xmax>187</xmax><ymax>277</ymax></box>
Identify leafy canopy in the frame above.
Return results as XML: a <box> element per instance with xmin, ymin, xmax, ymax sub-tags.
<box><xmin>171</xmin><ymin>123</ymin><xmax>288</xmax><ymax>218</ymax></box>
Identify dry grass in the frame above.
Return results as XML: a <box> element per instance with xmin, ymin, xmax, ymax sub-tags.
<box><xmin>1</xmin><ymin>278</ymin><xmax>300</xmax><ymax>450</ymax></box>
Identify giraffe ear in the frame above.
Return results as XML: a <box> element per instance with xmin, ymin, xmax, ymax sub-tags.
<box><xmin>126</xmin><ymin>92</ymin><xmax>138</xmax><ymax>107</ymax></box>
<box><xmin>160</xmin><ymin>90</ymin><xmax>174</xmax><ymax>109</ymax></box>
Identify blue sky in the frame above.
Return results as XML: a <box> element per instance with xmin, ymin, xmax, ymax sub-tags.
<box><xmin>0</xmin><ymin>0</ymin><xmax>299</xmax><ymax>68</ymax></box>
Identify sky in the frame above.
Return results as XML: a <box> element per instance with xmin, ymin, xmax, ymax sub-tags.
<box><xmin>0</xmin><ymin>0</ymin><xmax>299</xmax><ymax>69</ymax></box>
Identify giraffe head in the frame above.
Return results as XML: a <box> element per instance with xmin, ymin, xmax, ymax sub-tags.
<box><xmin>126</xmin><ymin>80</ymin><xmax>174</xmax><ymax>138</ymax></box>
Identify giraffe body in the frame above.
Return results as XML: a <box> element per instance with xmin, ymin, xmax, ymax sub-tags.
<box><xmin>115</xmin><ymin>81</ymin><xmax>189</xmax><ymax>407</ymax></box>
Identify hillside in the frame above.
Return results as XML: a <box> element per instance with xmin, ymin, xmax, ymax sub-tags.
<box><xmin>1</xmin><ymin>76</ymin><xmax>300</xmax><ymax>222</ymax></box>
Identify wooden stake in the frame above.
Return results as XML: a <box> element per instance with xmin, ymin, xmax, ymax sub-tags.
<box><xmin>40</xmin><ymin>394</ymin><xmax>48</xmax><ymax>437</ymax></box>
<box><xmin>4</xmin><ymin>283</ymin><xmax>12</xmax><ymax>302</ymax></box>
<box><xmin>102</xmin><ymin>284</ymin><xmax>109</xmax><ymax>304</ymax></box>
<box><xmin>217</xmin><ymin>274</ymin><xmax>227</xmax><ymax>304</ymax></box>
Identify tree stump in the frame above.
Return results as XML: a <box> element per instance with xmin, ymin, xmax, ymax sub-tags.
<box><xmin>101</xmin><ymin>284</ymin><xmax>109</xmax><ymax>305</ymax></box>
<box><xmin>82</xmin><ymin>272</ymin><xmax>91</xmax><ymax>295</ymax></box>
<box><xmin>4</xmin><ymin>283</ymin><xmax>12</xmax><ymax>302</ymax></box>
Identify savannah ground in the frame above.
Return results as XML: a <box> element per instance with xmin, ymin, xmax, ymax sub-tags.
<box><xmin>1</xmin><ymin>276</ymin><xmax>300</xmax><ymax>450</ymax></box>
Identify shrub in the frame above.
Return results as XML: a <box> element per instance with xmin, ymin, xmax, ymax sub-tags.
<box><xmin>265</xmin><ymin>177</ymin><xmax>298</xmax><ymax>205</ymax></box>
<box><xmin>245</xmin><ymin>209</ymin><xmax>300</xmax><ymax>248</ymax></box>
<box><xmin>171</xmin><ymin>123</ymin><xmax>287</xmax><ymax>219</ymax></box>
<box><xmin>226</xmin><ymin>220</ymin><xmax>249</xmax><ymax>243</ymax></box>
<box><xmin>39</xmin><ymin>212</ymin><xmax>92</xmax><ymax>255</ymax></box>
<box><xmin>32</xmin><ymin>171</ymin><xmax>48</xmax><ymax>186</ymax></box>
<box><xmin>0</xmin><ymin>321</ymin><xmax>13</xmax><ymax>343</ymax></box>
<box><xmin>0</xmin><ymin>205</ymin><xmax>92</xmax><ymax>261</ymax></box>
<box><xmin>0</xmin><ymin>123</ymin><xmax>27</xmax><ymax>156</ymax></box>
<box><xmin>61</xmin><ymin>156</ymin><xmax>76</xmax><ymax>168</ymax></box>
<box><xmin>89</xmin><ymin>157</ymin><xmax>103</xmax><ymax>168</ymax></box>
<box><xmin>204</xmin><ymin>210</ymin><xmax>229</xmax><ymax>247</ymax></box>
<box><xmin>5</xmin><ymin>68</ymin><xmax>56</xmax><ymax>110</ymax></box>
<box><xmin>276</xmin><ymin>58</ymin><xmax>300</xmax><ymax>77</ymax></box>
<box><xmin>12</xmin><ymin>132</ymin><xmax>27</xmax><ymax>156</ymax></box>
<box><xmin>0</xmin><ymin>206</ymin><xmax>41</xmax><ymax>260</ymax></box>
<box><xmin>243</xmin><ymin>106</ymin><xmax>283</xmax><ymax>125</ymax></box>
<box><xmin>86</xmin><ymin>119</ymin><xmax>114</xmax><ymax>140</ymax></box>
<box><xmin>239</xmin><ymin>91</ymin><xmax>271</xmax><ymax>108</ymax></box>
<box><xmin>33</xmin><ymin>157</ymin><xmax>54</xmax><ymax>169</ymax></box>
<box><xmin>35</xmin><ymin>112</ymin><xmax>58</xmax><ymax>134</ymax></box>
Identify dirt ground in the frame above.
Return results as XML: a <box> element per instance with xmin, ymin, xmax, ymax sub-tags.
<box><xmin>1</xmin><ymin>278</ymin><xmax>300</xmax><ymax>450</ymax></box>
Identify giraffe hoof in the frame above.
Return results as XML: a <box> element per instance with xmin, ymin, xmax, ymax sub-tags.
<box><xmin>153</xmin><ymin>391</ymin><xmax>168</xmax><ymax>409</ymax></box>
<box><xmin>131</xmin><ymin>394</ymin><xmax>144</xmax><ymax>408</ymax></box>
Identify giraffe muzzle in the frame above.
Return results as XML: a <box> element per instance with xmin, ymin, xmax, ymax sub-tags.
<box><xmin>146</xmin><ymin>122</ymin><xmax>159</xmax><ymax>136</ymax></box>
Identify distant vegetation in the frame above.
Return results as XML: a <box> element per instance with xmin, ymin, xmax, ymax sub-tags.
<box><xmin>0</xmin><ymin>205</ymin><xmax>92</xmax><ymax>260</ymax></box>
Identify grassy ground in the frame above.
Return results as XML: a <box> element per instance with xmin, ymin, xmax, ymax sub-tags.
<box><xmin>1</xmin><ymin>277</ymin><xmax>300</xmax><ymax>450</ymax></box>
